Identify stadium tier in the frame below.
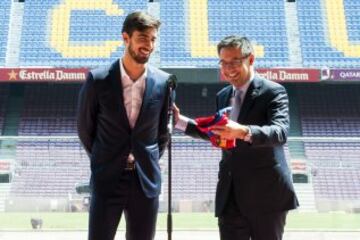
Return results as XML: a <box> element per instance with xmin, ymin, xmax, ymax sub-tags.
<box><xmin>0</xmin><ymin>83</ymin><xmax>358</xmax><ymax>203</ymax></box>
<box><xmin>0</xmin><ymin>0</ymin><xmax>357</xmax><ymax>67</ymax></box>
<box><xmin>0</xmin><ymin>1</ymin><xmax>360</xmax><ymax>211</ymax></box>
<box><xmin>0</xmin><ymin>84</ymin><xmax>9</xmax><ymax>135</ymax></box>
<box><xmin>297</xmin><ymin>84</ymin><xmax>360</xmax><ymax>136</ymax></box>
<box><xmin>20</xmin><ymin>0</ymin><xmax>148</xmax><ymax>67</ymax></box>
<box><xmin>19</xmin><ymin>84</ymin><xmax>79</xmax><ymax>136</ymax></box>
<box><xmin>312</xmin><ymin>168</ymin><xmax>360</xmax><ymax>200</ymax></box>
<box><xmin>302</xmin><ymin>118</ymin><xmax>360</xmax><ymax>137</ymax></box>
<box><xmin>175</xmin><ymin>83</ymin><xmax>224</xmax><ymax>118</ymax></box>
<box><xmin>160</xmin><ymin>0</ymin><xmax>288</xmax><ymax>67</ymax></box>
<box><xmin>161</xmin><ymin>139</ymin><xmax>220</xmax><ymax>201</ymax></box>
<box><xmin>297</xmin><ymin>0</ymin><xmax>360</xmax><ymax>67</ymax></box>
<box><xmin>0</xmin><ymin>0</ymin><xmax>10</xmax><ymax>66</ymax></box>
<box><xmin>11</xmin><ymin>141</ymin><xmax>89</xmax><ymax>197</ymax></box>
<box><xmin>305</xmin><ymin>140</ymin><xmax>360</xmax><ymax>200</ymax></box>
<box><xmin>305</xmin><ymin>142</ymin><xmax>360</xmax><ymax>167</ymax></box>
<box><xmin>295</xmin><ymin>84</ymin><xmax>360</xmax><ymax>201</ymax></box>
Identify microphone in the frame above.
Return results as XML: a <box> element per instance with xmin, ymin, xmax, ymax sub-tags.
<box><xmin>167</xmin><ymin>75</ymin><xmax>177</xmax><ymax>134</ymax></box>
<box><xmin>166</xmin><ymin>74</ymin><xmax>177</xmax><ymax>240</ymax></box>
<box><xmin>167</xmin><ymin>75</ymin><xmax>177</xmax><ymax>107</ymax></box>
<box><xmin>167</xmin><ymin>74</ymin><xmax>177</xmax><ymax>91</ymax></box>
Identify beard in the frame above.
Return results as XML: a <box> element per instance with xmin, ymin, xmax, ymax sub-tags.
<box><xmin>128</xmin><ymin>43</ymin><xmax>150</xmax><ymax>64</ymax></box>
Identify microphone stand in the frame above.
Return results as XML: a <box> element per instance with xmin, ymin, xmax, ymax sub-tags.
<box><xmin>167</xmin><ymin>81</ymin><xmax>175</xmax><ymax>240</ymax></box>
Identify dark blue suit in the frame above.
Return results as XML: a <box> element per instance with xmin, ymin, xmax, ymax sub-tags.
<box><xmin>77</xmin><ymin>59</ymin><xmax>170</xmax><ymax>240</ymax></box>
<box><xmin>185</xmin><ymin>76</ymin><xmax>299</xmax><ymax>240</ymax></box>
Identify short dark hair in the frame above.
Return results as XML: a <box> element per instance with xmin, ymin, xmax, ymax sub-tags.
<box><xmin>122</xmin><ymin>11</ymin><xmax>161</xmax><ymax>36</ymax></box>
<box><xmin>217</xmin><ymin>36</ymin><xmax>254</xmax><ymax>56</ymax></box>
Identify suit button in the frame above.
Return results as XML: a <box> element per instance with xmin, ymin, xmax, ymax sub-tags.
<box><xmin>228</xmin><ymin>171</ymin><xmax>232</xmax><ymax>176</ymax></box>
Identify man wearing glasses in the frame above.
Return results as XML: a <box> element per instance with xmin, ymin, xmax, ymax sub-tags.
<box><xmin>174</xmin><ymin>35</ymin><xmax>299</xmax><ymax>240</ymax></box>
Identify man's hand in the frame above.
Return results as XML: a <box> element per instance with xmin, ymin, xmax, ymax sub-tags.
<box><xmin>172</xmin><ymin>103</ymin><xmax>180</xmax><ymax>125</ymax></box>
<box><xmin>210</xmin><ymin>120</ymin><xmax>249</xmax><ymax>140</ymax></box>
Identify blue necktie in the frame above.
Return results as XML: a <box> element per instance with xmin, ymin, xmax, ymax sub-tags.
<box><xmin>230</xmin><ymin>89</ymin><xmax>242</xmax><ymax>121</ymax></box>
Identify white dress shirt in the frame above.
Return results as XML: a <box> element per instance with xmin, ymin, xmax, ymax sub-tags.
<box><xmin>120</xmin><ymin>59</ymin><xmax>147</xmax><ymax>129</ymax></box>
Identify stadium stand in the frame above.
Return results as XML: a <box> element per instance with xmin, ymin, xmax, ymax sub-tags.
<box><xmin>11</xmin><ymin>140</ymin><xmax>89</xmax><ymax>197</ymax></box>
<box><xmin>296</xmin><ymin>84</ymin><xmax>360</xmax><ymax>201</ymax></box>
<box><xmin>297</xmin><ymin>84</ymin><xmax>360</xmax><ymax>135</ymax></box>
<box><xmin>305</xmin><ymin>142</ymin><xmax>360</xmax><ymax>168</ymax></box>
<box><xmin>4</xmin><ymin>0</ymin><xmax>358</xmax><ymax>68</ymax></box>
<box><xmin>160</xmin><ymin>0</ymin><xmax>289</xmax><ymax>67</ymax></box>
<box><xmin>312</xmin><ymin>168</ymin><xmax>360</xmax><ymax>200</ymax></box>
<box><xmin>162</xmin><ymin>139</ymin><xmax>220</xmax><ymax>201</ymax></box>
<box><xmin>175</xmin><ymin>83</ymin><xmax>225</xmax><ymax>118</ymax></box>
<box><xmin>1</xmin><ymin>82</ymin><xmax>360</xmax><ymax>203</ymax></box>
<box><xmin>0</xmin><ymin>0</ymin><xmax>359</xmax><ymax>211</ymax></box>
<box><xmin>0</xmin><ymin>0</ymin><xmax>11</xmax><ymax>66</ymax></box>
<box><xmin>19</xmin><ymin>0</ymin><xmax>148</xmax><ymax>67</ymax></box>
<box><xmin>18</xmin><ymin>84</ymin><xmax>80</xmax><ymax>136</ymax></box>
<box><xmin>0</xmin><ymin>84</ymin><xmax>9</xmax><ymax>135</ymax></box>
<box><xmin>297</xmin><ymin>0</ymin><xmax>360</xmax><ymax>67</ymax></box>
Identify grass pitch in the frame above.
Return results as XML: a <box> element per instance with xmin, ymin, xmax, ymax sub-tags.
<box><xmin>0</xmin><ymin>212</ymin><xmax>359</xmax><ymax>231</ymax></box>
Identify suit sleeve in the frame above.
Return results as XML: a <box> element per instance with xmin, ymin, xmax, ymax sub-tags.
<box><xmin>157</xmin><ymin>83</ymin><xmax>170</xmax><ymax>158</ymax></box>
<box><xmin>184</xmin><ymin>119</ymin><xmax>209</xmax><ymax>141</ymax></box>
<box><xmin>182</xmin><ymin>93</ymin><xmax>222</xmax><ymax>141</ymax></box>
<box><xmin>77</xmin><ymin>72</ymin><xmax>98</xmax><ymax>156</ymax></box>
<box><xmin>248</xmin><ymin>86</ymin><xmax>289</xmax><ymax>146</ymax></box>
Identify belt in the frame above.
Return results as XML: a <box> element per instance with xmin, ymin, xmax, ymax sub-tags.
<box><xmin>125</xmin><ymin>153</ymin><xmax>136</xmax><ymax>171</ymax></box>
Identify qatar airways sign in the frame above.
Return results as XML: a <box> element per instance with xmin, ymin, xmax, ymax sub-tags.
<box><xmin>0</xmin><ymin>68</ymin><xmax>89</xmax><ymax>82</ymax></box>
<box><xmin>321</xmin><ymin>68</ymin><xmax>360</xmax><ymax>81</ymax></box>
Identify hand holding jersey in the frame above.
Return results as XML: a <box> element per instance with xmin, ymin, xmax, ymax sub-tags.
<box><xmin>194</xmin><ymin>107</ymin><xmax>236</xmax><ymax>149</ymax></box>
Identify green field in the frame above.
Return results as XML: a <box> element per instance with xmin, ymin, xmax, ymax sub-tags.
<box><xmin>0</xmin><ymin>212</ymin><xmax>359</xmax><ymax>231</ymax></box>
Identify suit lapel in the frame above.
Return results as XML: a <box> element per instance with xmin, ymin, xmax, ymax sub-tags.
<box><xmin>133</xmin><ymin>66</ymin><xmax>155</xmax><ymax>129</ymax></box>
<box><xmin>109</xmin><ymin>59</ymin><xmax>131</xmax><ymax>129</ymax></box>
<box><xmin>238</xmin><ymin>77</ymin><xmax>262</xmax><ymax>122</ymax></box>
<box><xmin>218</xmin><ymin>85</ymin><xmax>233</xmax><ymax>110</ymax></box>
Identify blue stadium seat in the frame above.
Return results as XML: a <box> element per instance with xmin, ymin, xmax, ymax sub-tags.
<box><xmin>19</xmin><ymin>0</ymin><xmax>148</xmax><ymax>67</ymax></box>
<box><xmin>0</xmin><ymin>0</ymin><xmax>11</xmax><ymax>65</ymax></box>
<box><xmin>297</xmin><ymin>0</ymin><xmax>360</xmax><ymax>67</ymax></box>
<box><xmin>160</xmin><ymin>0</ymin><xmax>289</xmax><ymax>67</ymax></box>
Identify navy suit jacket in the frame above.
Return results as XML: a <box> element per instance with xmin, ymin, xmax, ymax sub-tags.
<box><xmin>185</xmin><ymin>76</ymin><xmax>299</xmax><ymax>216</ymax></box>
<box><xmin>77</xmin><ymin>59</ymin><xmax>170</xmax><ymax>198</ymax></box>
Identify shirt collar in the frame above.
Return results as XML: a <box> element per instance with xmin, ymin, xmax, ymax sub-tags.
<box><xmin>233</xmin><ymin>75</ymin><xmax>253</xmax><ymax>95</ymax></box>
<box><xmin>119</xmin><ymin>58</ymin><xmax>147</xmax><ymax>82</ymax></box>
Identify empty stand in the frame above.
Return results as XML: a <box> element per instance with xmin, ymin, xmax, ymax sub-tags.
<box><xmin>312</xmin><ymin>167</ymin><xmax>360</xmax><ymax>200</ymax></box>
<box><xmin>0</xmin><ymin>84</ymin><xmax>9</xmax><ymax>134</ymax></box>
<box><xmin>0</xmin><ymin>0</ymin><xmax>358</xmax><ymax>68</ymax></box>
<box><xmin>161</xmin><ymin>138</ymin><xmax>220</xmax><ymax>200</ymax></box>
<box><xmin>0</xmin><ymin>0</ymin><xmax>11</xmax><ymax>65</ymax></box>
<box><xmin>175</xmin><ymin>83</ymin><xmax>225</xmax><ymax>118</ymax></box>
<box><xmin>302</xmin><ymin>118</ymin><xmax>360</xmax><ymax>137</ymax></box>
<box><xmin>19</xmin><ymin>0</ymin><xmax>148</xmax><ymax>67</ymax></box>
<box><xmin>0</xmin><ymin>0</ymin><xmax>359</xmax><ymax>206</ymax></box>
<box><xmin>3</xmin><ymin>82</ymin><xmax>360</xmax><ymax>202</ymax></box>
<box><xmin>160</xmin><ymin>0</ymin><xmax>289</xmax><ymax>67</ymax></box>
<box><xmin>11</xmin><ymin>140</ymin><xmax>89</xmax><ymax>197</ymax></box>
<box><xmin>296</xmin><ymin>84</ymin><xmax>360</xmax><ymax>201</ymax></box>
<box><xmin>297</xmin><ymin>0</ymin><xmax>360</xmax><ymax>67</ymax></box>
<box><xmin>10</xmin><ymin>137</ymin><xmax>221</xmax><ymax>199</ymax></box>
<box><xmin>297</xmin><ymin>84</ymin><xmax>360</xmax><ymax>137</ymax></box>
<box><xmin>18</xmin><ymin>84</ymin><xmax>80</xmax><ymax>136</ymax></box>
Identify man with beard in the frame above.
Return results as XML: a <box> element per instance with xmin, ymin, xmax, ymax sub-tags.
<box><xmin>77</xmin><ymin>11</ymin><xmax>172</xmax><ymax>240</ymax></box>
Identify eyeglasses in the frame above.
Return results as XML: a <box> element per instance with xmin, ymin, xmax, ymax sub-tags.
<box><xmin>218</xmin><ymin>55</ymin><xmax>250</xmax><ymax>68</ymax></box>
